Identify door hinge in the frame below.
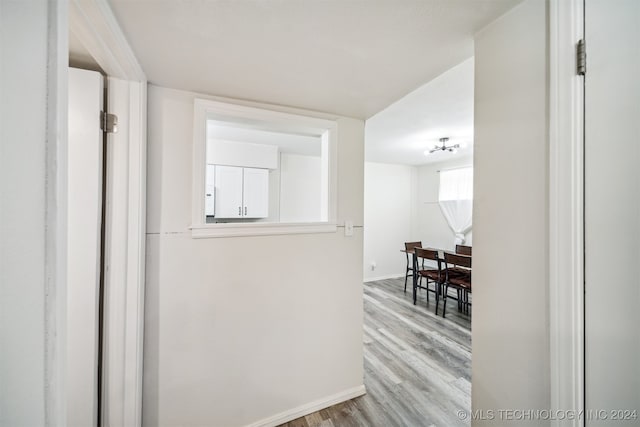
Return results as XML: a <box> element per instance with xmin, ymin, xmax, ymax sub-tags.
<box><xmin>577</xmin><ymin>39</ymin><xmax>586</xmax><ymax>76</ymax></box>
<box><xmin>100</xmin><ymin>111</ymin><xmax>118</xmax><ymax>133</ymax></box>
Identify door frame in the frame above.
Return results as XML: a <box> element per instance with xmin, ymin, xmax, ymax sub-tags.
<box><xmin>549</xmin><ymin>0</ymin><xmax>585</xmax><ymax>425</ymax></box>
<box><xmin>69</xmin><ymin>0</ymin><xmax>147</xmax><ymax>425</ymax></box>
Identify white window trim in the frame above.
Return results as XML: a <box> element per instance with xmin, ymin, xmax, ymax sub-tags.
<box><xmin>191</xmin><ymin>99</ymin><xmax>338</xmax><ymax>238</ymax></box>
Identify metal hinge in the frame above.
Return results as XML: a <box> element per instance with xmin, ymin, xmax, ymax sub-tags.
<box><xmin>577</xmin><ymin>39</ymin><xmax>586</xmax><ymax>76</ymax></box>
<box><xmin>100</xmin><ymin>111</ymin><xmax>118</xmax><ymax>133</ymax></box>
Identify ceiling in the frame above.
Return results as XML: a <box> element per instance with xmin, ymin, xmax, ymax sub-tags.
<box><xmin>365</xmin><ymin>57</ymin><xmax>474</xmax><ymax>166</ymax></box>
<box><xmin>108</xmin><ymin>0</ymin><xmax>520</xmax><ymax>119</ymax></box>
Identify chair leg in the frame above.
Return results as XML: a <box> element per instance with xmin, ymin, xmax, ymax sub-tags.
<box><xmin>404</xmin><ymin>266</ymin><xmax>409</xmax><ymax>293</ymax></box>
<box><xmin>442</xmin><ymin>284</ymin><xmax>448</xmax><ymax>317</ymax></box>
<box><xmin>465</xmin><ymin>290</ymin><xmax>471</xmax><ymax>314</ymax></box>
<box><xmin>466</xmin><ymin>291</ymin><xmax>469</xmax><ymax>314</ymax></box>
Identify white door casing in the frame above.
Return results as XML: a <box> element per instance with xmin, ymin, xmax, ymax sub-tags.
<box><xmin>549</xmin><ymin>0</ymin><xmax>585</xmax><ymax>425</ymax></box>
<box><xmin>69</xmin><ymin>1</ymin><xmax>147</xmax><ymax>426</ymax></box>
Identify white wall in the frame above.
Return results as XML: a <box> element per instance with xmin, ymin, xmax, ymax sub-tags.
<box><xmin>279</xmin><ymin>153</ymin><xmax>322</xmax><ymax>223</ymax></box>
<box><xmin>267</xmin><ymin>167</ymin><xmax>281</xmax><ymax>222</ymax></box>
<box><xmin>362</xmin><ymin>162</ymin><xmax>416</xmax><ymax>281</ymax></box>
<box><xmin>144</xmin><ymin>85</ymin><xmax>365</xmax><ymax>427</ymax></box>
<box><xmin>0</xmin><ymin>1</ymin><xmax>61</xmax><ymax>425</ymax></box>
<box><xmin>472</xmin><ymin>0</ymin><xmax>549</xmax><ymax>425</ymax></box>
<box><xmin>415</xmin><ymin>158</ymin><xmax>473</xmax><ymax>253</ymax></box>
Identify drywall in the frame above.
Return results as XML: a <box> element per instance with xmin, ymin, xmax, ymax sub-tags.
<box><xmin>362</xmin><ymin>162</ymin><xmax>416</xmax><ymax>281</ymax></box>
<box><xmin>416</xmin><ymin>158</ymin><xmax>473</xmax><ymax>252</ymax></box>
<box><xmin>472</xmin><ymin>0</ymin><xmax>549</xmax><ymax>425</ymax></box>
<box><xmin>279</xmin><ymin>153</ymin><xmax>322</xmax><ymax>223</ymax></box>
<box><xmin>0</xmin><ymin>1</ymin><xmax>50</xmax><ymax>425</ymax></box>
<box><xmin>144</xmin><ymin>85</ymin><xmax>364</xmax><ymax>427</ymax></box>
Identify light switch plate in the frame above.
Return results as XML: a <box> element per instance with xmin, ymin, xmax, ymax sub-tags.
<box><xmin>345</xmin><ymin>220</ymin><xmax>354</xmax><ymax>236</ymax></box>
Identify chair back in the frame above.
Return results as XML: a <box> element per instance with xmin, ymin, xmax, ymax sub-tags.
<box><xmin>414</xmin><ymin>247</ymin><xmax>439</xmax><ymax>263</ymax></box>
<box><xmin>455</xmin><ymin>244</ymin><xmax>472</xmax><ymax>256</ymax></box>
<box><xmin>444</xmin><ymin>252</ymin><xmax>472</xmax><ymax>270</ymax></box>
<box><xmin>404</xmin><ymin>241</ymin><xmax>422</xmax><ymax>251</ymax></box>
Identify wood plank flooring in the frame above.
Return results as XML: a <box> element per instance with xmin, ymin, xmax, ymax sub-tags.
<box><xmin>280</xmin><ymin>278</ymin><xmax>471</xmax><ymax>427</ymax></box>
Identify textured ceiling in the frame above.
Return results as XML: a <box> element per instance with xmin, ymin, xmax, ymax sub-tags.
<box><xmin>109</xmin><ymin>0</ymin><xmax>520</xmax><ymax>119</ymax></box>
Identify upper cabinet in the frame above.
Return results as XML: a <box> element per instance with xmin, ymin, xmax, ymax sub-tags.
<box><xmin>212</xmin><ymin>165</ymin><xmax>269</xmax><ymax>219</ymax></box>
<box><xmin>207</xmin><ymin>140</ymin><xmax>278</xmax><ymax>170</ymax></box>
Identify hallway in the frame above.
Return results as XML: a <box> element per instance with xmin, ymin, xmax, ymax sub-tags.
<box><xmin>282</xmin><ymin>278</ymin><xmax>471</xmax><ymax>426</ymax></box>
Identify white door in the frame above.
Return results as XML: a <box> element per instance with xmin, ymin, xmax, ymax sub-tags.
<box><xmin>215</xmin><ymin>165</ymin><xmax>243</xmax><ymax>218</ymax></box>
<box><xmin>585</xmin><ymin>0</ymin><xmax>640</xmax><ymax>424</ymax></box>
<box><xmin>243</xmin><ymin>168</ymin><xmax>269</xmax><ymax>218</ymax></box>
<box><xmin>205</xmin><ymin>164</ymin><xmax>215</xmax><ymax>217</ymax></box>
<box><xmin>67</xmin><ymin>67</ymin><xmax>103</xmax><ymax>427</ymax></box>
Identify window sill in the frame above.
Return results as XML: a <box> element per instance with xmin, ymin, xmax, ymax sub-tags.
<box><xmin>190</xmin><ymin>222</ymin><xmax>338</xmax><ymax>238</ymax></box>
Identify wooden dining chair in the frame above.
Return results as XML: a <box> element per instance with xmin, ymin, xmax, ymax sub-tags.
<box><xmin>455</xmin><ymin>244</ymin><xmax>472</xmax><ymax>256</ymax></box>
<box><xmin>442</xmin><ymin>252</ymin><xmax>472</xmax><ymax>317</ymax></box>
<box><xmin>403</xmin><ymin>241</ymin><xmax>422</xmax><ymax>293</ymax></box>
<box><xmin>413</xmin><ymin>248</ymin><xmax>444</xmax><ymax>306</ymax></box>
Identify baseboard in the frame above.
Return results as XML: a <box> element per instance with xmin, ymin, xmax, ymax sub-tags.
<box><xmin>364</xmin><ymin>273</ymin><xmax>404</xmax><ymax>283</ymax></box>
<box><xmin>245</xmin><ymin>385</ymin><xmax>367</xmax><ymax>427</ymax></box>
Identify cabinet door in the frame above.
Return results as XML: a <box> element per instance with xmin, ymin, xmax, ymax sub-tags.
<box><xmin>214</xmin><ymin>165</ymin><xmax>243</xmax><ymax>218</ymax></box>
<box><xmin>205</xmin><ymin>164</ymin><xmax>215</xmax><ymax>216</ymax></box>
<box><xmin>243</xmin><ymin>168</ymin><xmax>269</xmax><ymax>218</ymax></box>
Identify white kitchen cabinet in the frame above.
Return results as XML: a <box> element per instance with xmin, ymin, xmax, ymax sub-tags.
<box><xmin>242</xmin><ymin>167</ymin><xmax>269</xmax><ymax>218</ymax></box>
<box><xmin>213</xmin><ymin>165</ymin><xmax>269</xmax><ymax>219</ymax></box>
<box><xmin>205</xmin><ymin>164</ymin><xmax>216</xmax><ymax>216</ymax></box>
<box><xmin>214</xmin><ymin>165</ymin><xmax>244</xmax><ymax>218</ymax></box>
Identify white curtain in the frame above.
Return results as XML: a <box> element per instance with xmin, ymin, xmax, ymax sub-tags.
<box><xmin>438</xmin><ymin>167</ymin><xmax>473</xmax><ymax>245</ymax></box>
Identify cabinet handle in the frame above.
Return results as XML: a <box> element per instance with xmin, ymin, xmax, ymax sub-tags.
<box><xmin>244</xmin><ymin>206</ymin><xmax>247</xmax><ymax>216</ymax></box>
<box><xmin>238</xmin><ymin>206</ymin><xmax>241</xmax><ymax>216</ymax></box>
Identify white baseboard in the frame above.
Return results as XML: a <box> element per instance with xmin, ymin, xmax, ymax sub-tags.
<box><xmin>245</xmin><ymin>385</ymin><xmax>367</xmax><ymax>427</ymax></box>
<box><xmin>364</xmin><ymin>273</ymin><xmax>404</xmax><ymax>283</ymax></box>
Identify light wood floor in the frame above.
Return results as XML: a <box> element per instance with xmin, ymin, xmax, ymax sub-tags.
<box><xmin>280</xmin><ymin>277</ymin><xmax>472</xmax><ymax>427</ymax></box>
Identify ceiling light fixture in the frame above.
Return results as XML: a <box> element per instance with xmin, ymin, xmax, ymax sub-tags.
<box><xmin>424</xmin><ymin>137</ymin><xmax>460</xmax><ymax>156</ymax></box>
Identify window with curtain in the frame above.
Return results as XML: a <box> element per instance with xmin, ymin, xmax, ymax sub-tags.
<box><xmin>438</xmin><ymin>167</ymin><xmax>473</xmax><ymax>245</ymax></box>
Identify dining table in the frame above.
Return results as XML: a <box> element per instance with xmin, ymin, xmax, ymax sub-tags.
<box><xmin>401</xmin><ymin>246</ymin><xmax>471</xmax><ymax>314</ymax></box>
